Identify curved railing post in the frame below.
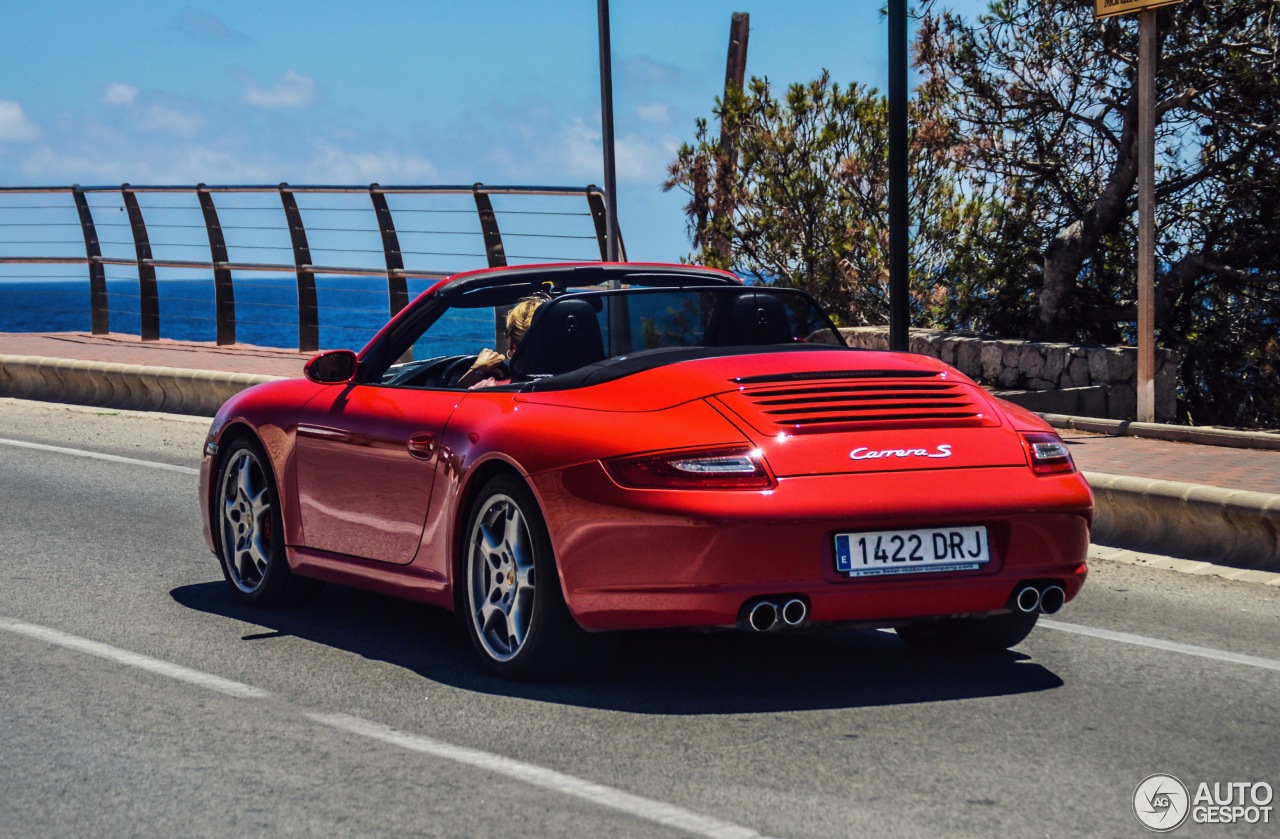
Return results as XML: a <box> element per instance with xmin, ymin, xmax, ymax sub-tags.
<box><xmin>196</xmin><ymin>184</ymin><xmax>236</xmax><ymax>345</ymax></box>
<box><xmin>368</xmin><ymin>183</ymin><xmax>408</xmax><ymax>319</ymax></box>
<box><xmin>71</xmin><ymin>185</ymin><xmax>109</xmax><ymax>334</ymax></box>
<box><xmin>279</xmin><ymin>183</ymin><xmax>318</xmax><ymax>352</ymax></box>
<box><xmin>121</xmin><ymin>184</ymin><xmax>160</xmax><ymax>340</ymax></box>
<box><xmin>472</xmin><ymin>184</ymin><xmax>511</xmax><ymax>353</ymax></box>
<box><xmin>472</xmin><ymin>183</ymin><xmax>507</xmax><ymax>269</ymax></box>
<box><xmin>585</xmin><ymin>186</ymin><xmax>627</xmax><ymax>262</ymax></box>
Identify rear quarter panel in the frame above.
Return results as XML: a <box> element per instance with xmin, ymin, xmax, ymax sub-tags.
<box><xmin>416</xmin><ymin>389</ymin><xmax>753</xmax><ymax>591</ymax></box>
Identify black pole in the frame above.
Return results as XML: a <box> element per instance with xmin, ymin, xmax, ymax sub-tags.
<box><xmin>887</xmin><ymin>0</ymin><xmax>910</xmax><ymax>352</ymax></box>
<box><xmin>597</xmin><ymin>0</ymin><xmax>620</xmax><ymax>262</ymax></box>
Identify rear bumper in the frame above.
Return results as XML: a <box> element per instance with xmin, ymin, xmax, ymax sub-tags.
<box><xmin>532</xmin><ymin>464</ymin><xmax>1092</xmax><ymax>631</ymax></box>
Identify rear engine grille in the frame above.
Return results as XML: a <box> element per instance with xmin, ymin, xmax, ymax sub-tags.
<box><xmin>722</xmin><ymin>380</ymin><xmax>995</xmax><ymax>432</ymax></box>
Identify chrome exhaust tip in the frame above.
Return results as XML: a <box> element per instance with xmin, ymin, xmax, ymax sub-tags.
<box><xmin>780</xmin><ymin>598</ymin><xmax>808</xmax><ymax>627</ymax></box>
<box><xmin>748</xmin><ymin>601</ymin><xmax>778</xmax><ymax>632</ymax></box>
<box><xmin>1014</xmin><ymin>585</ymin><xmax>1041</xmax><ymax>614</ymax></box>
<box><xmin>1039</xmin><ymin>584</ymin><xmax>1066</xmax><ymax>615</ymax></box>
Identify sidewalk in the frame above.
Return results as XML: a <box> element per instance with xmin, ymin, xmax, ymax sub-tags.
<box><xmin>1059</xmin><ymin>432</ymin><xmax>1280</xmax><ymax>495</ymax></box>
<box><xmin>0</xmin><ymin>331</ymin><xmax>310</xmax><ymax>378</ymax></box>
<box><xmin>2</xmin><ymin>331</ymin><xmax>1278</xmax><ymax>572</ymax></box>
<box><xmin>1054</xmin><ymin>427</ymin><xmax>1280</xmax><ymax>575</ymax></box>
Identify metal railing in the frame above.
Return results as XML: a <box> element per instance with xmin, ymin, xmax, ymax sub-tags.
<box><xmin>0</xmin><ymin>183</ymin><xmax>625</xmax><ymax>351</ymax></box>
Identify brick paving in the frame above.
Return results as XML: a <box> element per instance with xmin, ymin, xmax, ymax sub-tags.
<box><xmin>1060</xmin><ymin>432</ymin><xmax>1280</xmax><ymax>495</ymax></box>
<box><xmin>0</xmin><ymin>331</ymin><xmax>309</xmax><ymax>378</ymax></box>
<box><xmin>3</xmin><ymin>330</ymin><xmax>1279</xmax><ymax>497</ymax></box>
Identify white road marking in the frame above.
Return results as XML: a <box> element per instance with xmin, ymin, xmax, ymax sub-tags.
<box><xmin>0</xmin><ymin>617</ymin><xmax>767</xmax><ymax>838</ymax></box>
<box><xmin>0</xmin><ymin>437</ymin><xmax>199</xmax><ymax>475</ymax></box>
<box><xmin>0</xmin><ymin>617</ymin><xmax>270</xmax><ymax>699</ymax></box>
<box><xmin>1041</xmin><ymin>619</ymin><xmax>1280</xmax><ymax>673</ymax></box>
<box><xmin>308</xmin><ymin>713</ymin><xmax>770</xmax><ymax>839</ymax></box>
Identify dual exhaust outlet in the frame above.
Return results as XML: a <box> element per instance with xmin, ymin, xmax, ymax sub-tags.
<box><xmin>746</xmin><ymin>597</ymin><xmax>808</xmax><ymax>632</ymax></box>
<box><xmin>1012</xmin><ymin>583</ymin><xmax>1066</xmax><ymax>615</ymax></box>
<box><xmin>745</xmin><ymin>584</ymin><xmax>1062</xmax><ymax>631</ymax></box>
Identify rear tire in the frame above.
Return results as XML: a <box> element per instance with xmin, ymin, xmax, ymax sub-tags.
<box><xmin>896</xmin><ymin>610</ymin><xmax>1039</xmax><ymax>654</ymax></box>
<box><xmin>214</xmin><ymin>438</ymin><xmax>323</xmax><ymax>606</ymax></box>
<box><xmin>461</xmin><ymin>475</ymin><xmax>588</xmax><ymax>678</ymax></box>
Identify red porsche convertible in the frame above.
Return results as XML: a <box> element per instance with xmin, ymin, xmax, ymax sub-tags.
<box><xmin>200</xmin><ymin>263</ymin><xmax>1092</xmax><ymax>677</ymax></box>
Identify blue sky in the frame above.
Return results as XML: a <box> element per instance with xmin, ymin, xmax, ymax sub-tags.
<box><xmin>0</xmin><ymin>1</ymin><xmax>989</xmax><ymax>264</ymax></box>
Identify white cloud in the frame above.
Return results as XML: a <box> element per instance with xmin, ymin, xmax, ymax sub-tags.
<box><xmin>617</xmin><ymin>56</ymin><xmax>685</xmax><ymax>89</ymax></box>
<box><xmin>172</xmin><ymin>8</ymin><xmax>249</xmax><ymax>42</ymax></box>
<box><xmin>303</xmin><ymin>143</ymin><xmax>438</xmax><ymax>183</ymax></box>
<box><xmin>454</xmin><ymin>103</ymin><xmax>683</xmax><ymax>190</ymax></box>
<box><xmin>10</xmin><ymin>119</ymin><xmax>438</xmax><ymax>188</ymax></box>
<box><xmin>529</xmin><ymin>116</ymin><xmax>676</xmax><ymax>183</ymax></box>
<box><xmin>97</xmin><ymin>85</ymin><xmax>203</xmax><ymax>136</ymax></box>
<box><xmin>636</xmin><ymin>103</ymin><xmax>670</xmax><ymax>124</ymax></box>
<box><xmin>16</xmin><ymin>144</ymin><xmax>129</xmax><ymax>181</ymax></box>
<box><xmin>243</xmin><ymin>70</ymin><xmax>319</xmax><ymax>110</ymax></box>
<box><xmin>559</xmin><ymin>117</ymin><xmax>604</xmax><ymax>179</ymax></box>
<box><xmin>103</xmin><ymin>84</ymin><xmax>139</xmax><ymax>107</ymax></box>
<box><xmin>614</xmin><ymin>132</ymin><xmax>680</xmax><ymax>182</ymax></box>
<box><xmin>138</xmin><ymin>104</ymin><xmax>204</xmax><ymax>137</ymax></box>
<box><xmin>0</xmin><ymin>100</ymin><xmax>41</xmax><ymax>142</ymax></box>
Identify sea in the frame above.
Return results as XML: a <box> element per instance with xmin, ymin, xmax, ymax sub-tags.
<box><xmin>0</xmin><ymin>276</ymin><xmax>440</xmax><ymax>351</ymax></box>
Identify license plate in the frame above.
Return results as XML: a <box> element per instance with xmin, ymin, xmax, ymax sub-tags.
<box><xmin>834</xmin><ymin>526</ymin><xmax>990</xmax><ymax>577</ymax></box>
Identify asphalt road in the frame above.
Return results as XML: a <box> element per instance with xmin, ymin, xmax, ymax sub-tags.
<box><xmin>1</xmin><ymin>398</ymin><xmax>1277</xmax><ymax>838</ymax></box>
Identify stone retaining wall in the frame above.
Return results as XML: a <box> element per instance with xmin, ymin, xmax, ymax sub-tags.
<box><xmin>826</xmin><ymin>327</ymin><xmax>1179</xmax><ymax>421</ymax></box>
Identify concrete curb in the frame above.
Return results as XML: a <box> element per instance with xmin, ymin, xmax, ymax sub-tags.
<box><xmin>1044</xmin><ymin>413</ymin><xmax>1280</xmax><ymax>450</ymax></box>
<box><xmin>1086</xmin><ymin>471</ymin><xmax>1280</xmax><ymax>572</ymax></box>
<box><xmin>0</xmin><ymin>354</ymin><xmax>283</xmax><ymax>417</ymax></box>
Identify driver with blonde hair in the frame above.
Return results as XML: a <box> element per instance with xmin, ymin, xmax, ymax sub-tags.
<box><xmin>456</xmin><ymin>293</ymin><xmax>547</xmax><ymax>388</ymax></box>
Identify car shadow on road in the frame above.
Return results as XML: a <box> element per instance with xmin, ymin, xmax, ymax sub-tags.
<box><xmin>172</xmin><ymin>580</ymin><xmax>1064</xmax><ymax>715</ymax></box>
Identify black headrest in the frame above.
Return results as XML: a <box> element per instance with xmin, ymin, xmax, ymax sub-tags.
<box><xmin>707</xmin><ymin>292</ymin><xmax>795</xmax><ymax>346</ymax></box>
<box><xmin>510</xmin><ymin>297</ymin><xmax>606</xmax><ymax>377</ymax></box>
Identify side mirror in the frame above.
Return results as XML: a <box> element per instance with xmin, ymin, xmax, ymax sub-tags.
<box><xmin>304</xmin><ymin>349</ymin><xmax>358</xmax><ymax>384</ymax></box>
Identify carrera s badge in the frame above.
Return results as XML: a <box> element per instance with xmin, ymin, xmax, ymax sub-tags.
<box><xmin>850</xmin><ymin>444</ymin><xmax>953</xmax><ymax>461</ymax></box>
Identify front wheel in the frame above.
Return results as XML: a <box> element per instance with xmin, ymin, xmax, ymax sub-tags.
<box><xmin>214</xmin><ymin>438</ymin><xmax>322</xmax><ymax>606</ymax></box>
<box><xmin>462</xmin><ymin>475</ymin><xmax>585</xmax><ymax>678</ymax></box>
<box><xmin>895</xmin><ymin>610</ymin><xmax>1039</xmax><ymax>654</ymax></box>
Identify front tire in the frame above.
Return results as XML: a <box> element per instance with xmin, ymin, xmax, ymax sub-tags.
<box><xmin>896</xmin><ymin>610</ymin><xmax>1039</xmax><ymax>654</ymax></box>
<box><xmin>214</xmin><ymin>438</ymin><xmax>322</xmax><ymax>606</ymax></box>
<box><xmin>462</xmin><ymin>475</ymin><xmax>584</xmax><ymax>678</ymax></box>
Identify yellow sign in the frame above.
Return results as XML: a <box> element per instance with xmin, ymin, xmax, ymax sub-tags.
<box><xmin>1095</xmin><ymin>0</ymin><xmax>1183</xmax><ymax>18</ymax></box>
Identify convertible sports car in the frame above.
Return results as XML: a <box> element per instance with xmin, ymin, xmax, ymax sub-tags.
<box><xmin>200</xmin><ymin>262</ymin><xmax>1092</xmax><ymax>678</ymax></box>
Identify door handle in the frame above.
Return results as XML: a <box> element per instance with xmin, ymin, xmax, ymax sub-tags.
<box><xmin>407</xmin><ymin>432</ymin><xmax>436</xmax><ymax>460</ymax></box>
<box><xmin>298</xmin><ymin>424</ymin><xmax>354</xmax><ymax>444</ymax></box>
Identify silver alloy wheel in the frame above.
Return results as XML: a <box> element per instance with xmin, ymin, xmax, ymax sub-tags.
<box><xmin>467</xmin><ymin>492</ymin><xmax>537</xmax><ymax>663</ymax></box>
<box><xmin>219</xmin><ymin>446</ymin><xmax>275</xmax><ymax>594</ymax></box>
